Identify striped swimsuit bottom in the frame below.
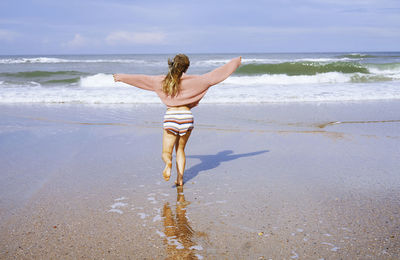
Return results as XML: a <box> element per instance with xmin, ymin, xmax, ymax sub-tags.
<box><xmin>163</xmin><ymin>110</ymin><xmax>194</xmax><ymax>136</ymax></box>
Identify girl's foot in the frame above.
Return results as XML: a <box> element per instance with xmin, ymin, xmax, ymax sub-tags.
<box><xmin>175</xmin><ymin>174</ymin><xmax>183</xmax><ymax>186</ymax></box>
<box><xmin>163</xmin><ymin>163</ymin><xmax>171</xmax><ymax>181</ymax></box>
<box><xmin>174</xmin><ymin>180</ymin><xmax>183</xmax><ymax>186</ymax></box>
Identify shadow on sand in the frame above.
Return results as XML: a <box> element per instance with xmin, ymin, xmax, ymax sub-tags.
<box><xmin>181</xmin><ymin>149</ymin><xmax>269</xmax><ymax>184</ymax></box>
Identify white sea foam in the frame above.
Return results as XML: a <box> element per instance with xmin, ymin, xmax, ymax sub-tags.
<box><xmin>114</xmin><ymin>196</ymin><xmax>127</xmax><ymax>201</ymax></box>
<box><xmin>111</xmin><ymin>202</ymin><xmax>127</xmax><ymax>208</ymax></box>
<box><xmin>194</xmin><ymin>59</ymin><xmax>232</xmax><ymax>66</ymax></box>
<box><xmin>166</xmin><ymin>236</ymin><xmax>184</xmax><ymax>249</ymax></box>
<box><xmin>156</xmin><ymin>230</ymin><xmax>166</xmax><ymax>237</ymax></box>
<box><xmin>30</xmin><ymin>81</ymin><xmax>41</xmax><ymax>86</ymax></box>
<box><xmin>0</xmin><ymin>57</ymin><xmax>70</xmax><ymax>64</ymax></box>
<box><xmin>108</xmin><ymin>208</ymin><xmax>123</xmax><ymax>214</ymax></box>
<box><xmin>0</xmin><ymin>57</ymin><xmax>161</xmax><ymax>64</ymax></box>
<box><xmin>0</xmin><ymin>55</ymin><xmax>356</xmax><ymax>65</ymax></box>
<box><xmin>80</xmin><ymin>73</ymin><xmax>124</xmax><ymax>88</ymax></box>
<box><xmin>243</xmin><ymin>58</ymin><xmax>282</xmax><ymax>64</ymax></box>
<box><xmin>321</xmin><ymin>242</ymin><xmax>340</xmax><ymax>252</ymax></box>
<box><xmin>367</xmin><ymin>65</ymin><xmax>400</xmax><ymax>78</ymax></box>
<box><xmin>195</xmin><ymin>58</ymin><xmax>285</xmax><ymax>66</ymax></box>
<box><xmin>82</xmin><ymin>71</ymin><xmax>400</xmax><ymax>88</ymax></box>
<box><xmin>293</xmin><ymin>58</ymin><xmax>353</xmax><ymax>62</ymax></box>
<box><xmin>147</xmin><ymin>197</ymin><xmax>157</xmax><ymax>204</ymax></box>
<box><xmin>291</xmin><ymin>250</ymin><xmax>299</xmax><ymax>259</ymax></box>
<box><xmin>2</xmin><ymin>72</ymin><xmax>400</xmax><ymax>104</ymax></box>
<box><xmin>152</xmin><ymin>215</ymin><xmax>162</xmax><ymax>222</ymax></box>
<box><xmin>225</xmin><ymin>73</ymin><xmax>352</xmax><ymax>85</ymax></box>
<box><xmin>194</xmin><ymin>57</ymin><xmax>353</xmax><ymax>66</ymax></box>
<box><xmin>137</xmin><ymin>213</ymin><xmax>147</xmax><ymax>219</ymax></box>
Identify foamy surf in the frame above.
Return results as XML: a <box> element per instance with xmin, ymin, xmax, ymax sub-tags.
<box><xmin>1</xmin><ymin>52</ymin><xmax>400</xmax><ymax>104</ymax></box>
<box><xmin>1</xmin><ymin>80</ymin><xmax>399</xmax><ymax>104</ymax></box>
<box><xmin>80</xmin><ymin>73</ymin><xmax>123</xmax><ymax>88</ymax></box>
<box><xmin>0</xmin><ymin>57</ymin><xmax>164</xmax><ymax>64</ymax></box>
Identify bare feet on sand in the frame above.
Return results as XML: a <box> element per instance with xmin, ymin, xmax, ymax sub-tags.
<box><xmin>163</xmin><ymin>163</ymin><xmax>171</xmax><ymax>181</ymax></box>
<box><xmin>175</xmin><ymin>174</ymin><xmax>183</xmax><ymax>186</ymax></box>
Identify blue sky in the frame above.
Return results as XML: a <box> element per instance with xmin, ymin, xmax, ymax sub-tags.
<box><xmin>0</xmin><ymin>0</ymin><xmax>399</xmax><ymax>54</ymax></box>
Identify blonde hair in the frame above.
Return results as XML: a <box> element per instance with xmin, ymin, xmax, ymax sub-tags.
<box><xmin>162</xmin><ymin>54</ymin><xmax>190</xmax><ymax>96</ymax></box>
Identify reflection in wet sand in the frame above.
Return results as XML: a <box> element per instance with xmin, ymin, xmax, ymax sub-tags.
<box><xmin>162</xmin><ymin>186</ymin><xmax>205</xmax><ymax>259</ymax></box>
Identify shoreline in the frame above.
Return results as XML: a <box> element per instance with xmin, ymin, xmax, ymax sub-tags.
<box><xmin>1</xmin><ymin>101</ymin><xmax>399</xmax><ymax>258</ymax></box>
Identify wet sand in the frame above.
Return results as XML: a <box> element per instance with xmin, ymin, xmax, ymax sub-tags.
<box><xmin>0</xmin><ymin>101</ymin><xmax>399</xmax><ymax>259</ymax></box>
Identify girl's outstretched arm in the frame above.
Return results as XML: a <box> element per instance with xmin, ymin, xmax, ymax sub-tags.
<box><xmin>201</xmin><ymin>56</ymin><xmax>242</xmax><ymax>87</ymax></box>
<box><xmin>113</xmin><ymin>73</ymin><xmax>157</xmax><ymax>91</ymax></box>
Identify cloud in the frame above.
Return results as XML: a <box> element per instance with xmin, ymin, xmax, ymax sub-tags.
<box><xmin>228</xmin><ymin>25</ymin><xmax>400</xmax><ymax>37</ymax></box>
<box><xmin>0</xmin><ymin>29</ymin><xmax>19</xmax><ymax>42</ymax></box>
<box><xmin>63</xmin><ymin>33</ymin><xmax>88</xmax><ymax>48</ymax></box>
<box><xmin>305</xmin><ymin>0</ymin><xmax>392</xmax><ymax>5</ymax></box>
<box><xmin>106</xmin><ymin>31</ymin><xmax>167</xmax><ymax>45</ymax></box>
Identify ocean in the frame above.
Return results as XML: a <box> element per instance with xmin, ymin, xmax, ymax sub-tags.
<box><xmin>1</xmin><ymin>52</ymin><xmax>400</xmax><ymax>104</ymax></box>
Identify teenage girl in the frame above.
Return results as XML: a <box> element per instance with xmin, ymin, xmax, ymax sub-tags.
<box><xmin>113</xmin><ymin>55</ymin><xmax>241</xmax><ymax>186</ymax></box>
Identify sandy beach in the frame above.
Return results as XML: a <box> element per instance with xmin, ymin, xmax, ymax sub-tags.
<box><xmin>0</xmin><ymin>101</ymin><xmax>399</xmax><ymax>259</ymax></box>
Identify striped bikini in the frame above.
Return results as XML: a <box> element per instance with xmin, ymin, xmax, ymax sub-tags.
<box><xmin>163</xmin><ymin>110</ymin><xmax>194</xmax><ymax>136</ymax></box>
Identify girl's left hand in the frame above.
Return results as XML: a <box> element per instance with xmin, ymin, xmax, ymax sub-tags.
<box><xmin>113</xmin><ymin>74</ymin><xmax>118</xmax><ymax>82</ymax></box>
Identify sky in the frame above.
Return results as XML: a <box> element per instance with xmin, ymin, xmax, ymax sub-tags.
<box><xmin>0</xmin><ymin>0</ymin><xmax>399</xmax><ymax>55</ymax></box>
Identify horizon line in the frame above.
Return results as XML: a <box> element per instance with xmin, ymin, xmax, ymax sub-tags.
<box><xmin>1</xmin><ymin>50</ymin><xmax>400</xmax><ymax>56</ymax></box>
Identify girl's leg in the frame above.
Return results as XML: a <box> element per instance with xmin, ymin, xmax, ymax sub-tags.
<box><xmin>162</xmin><ymin>129</ymin><xmax>179</xmax><ymax>181</ymax></box>
<box><xmin>175</xmin><ymin>129</ymin><xmax>192</xmax><ymax>186</ymax></box>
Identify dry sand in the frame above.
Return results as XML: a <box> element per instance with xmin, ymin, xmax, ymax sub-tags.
<box><xmin>0</xmin><ymin>101</ymin><xmax>399</xmax><ymax>259</ymax></box>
